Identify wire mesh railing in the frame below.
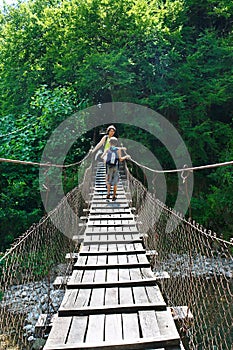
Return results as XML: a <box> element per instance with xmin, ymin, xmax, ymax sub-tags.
<box><xmin>124</xmin><ymin>168</ymin><xmax>233</xmax><ymax>350</ymax></box>
<box><xmin>0</xmin><ymin>151</ymin><xmax>95</xmax><ymax>350</ymax></box>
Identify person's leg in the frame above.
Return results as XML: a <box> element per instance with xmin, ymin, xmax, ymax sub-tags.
<box><xmin>112</xmin><ymin>184</ymin><xmax>117</xmax><ymax>201</ymax></box>
<box><xmin>106</xmin><ymin>167</ymin><xmax>113</xmax><ymax>199</ymax></box>
<box><xmin>106</xmin><ymin>183</ymin><xmax>111</xmax><ymax>199</ymax></box>
<box><xmin>112</xmin><ymin>168</ymin><xmax>119</xmax><ymax>201</ymax></box>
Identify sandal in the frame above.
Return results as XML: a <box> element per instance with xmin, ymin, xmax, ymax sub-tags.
<box><xmin>112</xmin><ymin>196</ymin><xmax>117</xmax><ymax>201</ymax></box>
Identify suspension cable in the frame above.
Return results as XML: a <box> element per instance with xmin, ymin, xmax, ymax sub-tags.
<box><xmin>0</xmin><ymin>148</ymin><xmax>93</xmax><ymax>168</ymax></box>
<box><xmin>126</xmin><ymin>156</ymin><xmax>233</xmax><ymax>174</ymax></box>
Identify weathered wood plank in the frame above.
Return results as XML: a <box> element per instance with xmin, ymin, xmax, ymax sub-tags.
<box><xmin>133</xmin><ymin>286</ymin><xmax>148</xmax><ymax>304</ymax></box>
<box><xmin>74</xmin><ymin>289</ymin><xmax>92</xmax><ymax>308</ymax></box>
<box><xmin>85</xmin><ymin>315</ymin><xmax>105</xmax><ymax>343</ymax></box>
<box><xmin>96</xmin><ymin>254</ymin><xmax>107</xmax><ymax>265</ymax></box>
<box><xmin>45</xmin><ymin>337</ymin><xmax>181</xmax><ymax>350</ymax></box>
<box><xmin>146</xmin><ymin>286</ymin><xmax>166</xmax><ymax>305</ymax></box>
<box><xmin>89</xmin><ymin>288</ymin><xmax>105</xmax><ymax>306</ymax></box>
<box><xmin>59</xmin><ymin>290</ymin><xmax>78</xmax><ymax>309</ymax></box>
<box><xmin>43</xmin><ymin>316</ymin><xmax>72</xmax><ymax>348</ymax></box>
<box><xmin>156</xmin><ymin>309</ymin><xmax>180</xmax><ymax>341</ymax></box>
<box><xmin>93</xmin><ymin>269</ymin><xmax>106</xmax><ymax>283</ymax></box>
<box><xmin>82</xmin><ymin>270</ymin><xmax>96</xmax><ymax>283</ymax></box>
<box><xmin>67</xmin><ymin>316</ymin><xmax>88</xmax><ymax>344</ymax></box>
<box><xmin>122</xmin><ymin>313</ymin><xmax>140</xmax><ymax>340</ymax></box>
<box><xmin>106</xmin><ymin>268</ymin><xmax>119</xmax><ymax>283</ymax></box>
<box><xmin>105</xmin><ymin>314</ymin><xmax>122</xmax><ymax>342</ymax></box>
<box><xmin>107</xmin><ymin>254</ymin><xmax>118</xmax><ymax>265</ymax></box>
<box><xmin>105</xmin><ymin>287</ymin><xmax>118</xmax><ymax>306</ymax></box>
<box><xmin>139</xmin><ymin>310</ymin><xmax>160</xmax><ymax>338</ymax></box>
<box><xmin>119</xmin><ymin>287</ymin><xmax>133</xmax><ymax>305</ymax></box>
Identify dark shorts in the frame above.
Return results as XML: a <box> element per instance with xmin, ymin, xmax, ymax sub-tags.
<box><xmin>107</xmin><ymin>166</ymin><xmax>119</xmax><ymax>186</ymax></box>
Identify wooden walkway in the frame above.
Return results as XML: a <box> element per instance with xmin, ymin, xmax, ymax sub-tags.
<box><xmin>44</xmin><ymin>163</ymin><xmax>183</xmax><ymax>350</ymax></box>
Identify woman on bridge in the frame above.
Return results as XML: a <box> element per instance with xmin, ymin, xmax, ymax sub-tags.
<box><xmin>92</xmin><ymin>125</ymin><xmax>117</xmax><ymax>159</ymax></box>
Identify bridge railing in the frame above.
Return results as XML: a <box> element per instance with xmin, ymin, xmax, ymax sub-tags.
<box><xmin>124</xmin><ymin>167</ymin><xmax>233</xmax><ymax>350</ymax></box>
<box><xmin>0</xmin><ymin>151</ymin><xmax>94</xmax><ymax>350</ymax></box>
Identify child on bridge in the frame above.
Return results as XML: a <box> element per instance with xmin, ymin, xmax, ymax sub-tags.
<box><xmin>102</xmin><ymin>137</ymin><xmax>130</xmax><ymax>201</ymax></box>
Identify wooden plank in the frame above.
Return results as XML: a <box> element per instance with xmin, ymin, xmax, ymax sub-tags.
<box><xmin>82</xmin><ymin>270</ymin><xmax>96</xmax><ymax>283</ymax></box>
<box><xmin>73</xmin><ymin>289</ymin><xmax>92</xmax><ymax>308</ymax></box>
<box><xmin>85</xmin><ymin>315</ymin><xmax>105</xmax><ymax>343</ymax></box>
<box><xmin>137</xmin><ymin>254</ymin><xmax>149</xmax><ymax>264</ymax></box>
<box><xmin>67</xmin><ymin>316</ymin><xmax>88</xmax><ymax>344</ymax></box>
<box><xmin>107</xmin><ymin>254</ymin><xmax>118</xmax><ymax>265</ymax></box>
<box><xmin>141</xmin><ymin>267</ymin><xmax>155</xmax><ymax>279</ymax></box>
<box><xmin>105</xmin><ymin>314</ymin><xmax>122</xmax><ymax>342</ymax></box>
<box><xmin>139</xmin><ymin>310</ymin><xmax>160</xmax><ymax>338</ymax></box>
<box><xmin>106</xmin><ymin>268</ymin><xmax>118</xmax><ymax>283</ymax></box>
<box><xmin>43</xmin><ymin>316</ymin><xmax>71</xmax><ymax>348</ymax></box>
<box><xmin>105</xmin><ymin>287</ymin><xmax>118</xmax><ymax>306</ymax></box>
<box><xmin>93</xmin><ymin>269</ymin><xmax>106</xmax><ymax>283</ymax></box>
<box><xmin>122</xmin><ymin>313</ymin><xmax>140</xmax><ymax>340</ymax></box>
<box><xmin>88</xmin><ymin>288</ymin><xmax>105</xmax><ymax>306</ymax></box>
<box><xmin>69</xmin><ymin>270</ymin><xmax>84</xmax><ymax>284</ymax></box>
<box><xmin>133</xmin><ymin>286</ymin><xmax>148</xmax><ymax>304</ymax></box>
<box><xmin>127</xmin><ymin>254</ymin><xmax>139</xmax><ymax>264</ymax></box>
<box><xmin>118</xmin><ymin>268</ymin><xmax>130</xmax><ymax>282</ymax></box>
<box><xmin>129</xmin><ymin>267</ymin><xmax>143</xmax><ymax>280</ymax></box>
<box><xmin>59</xmin><ymin>290</ymin><xmax>78</xmax><ymax>310</ymax></box>
<box><xmin>44</xmin><ymin>334</ymin><xmax>181</xmax><ymax>349</ymax></box>
<box><xmin>135</xmin><ymin>286</ymin><xmax>166</xmax><ymax>310</ymax></box>
<box><xmin>117</xmin><ymin>254</ymin><xmax>128</xmax><ymax>264</ymax></box>
<box><xmin>156</xmin><ymin>309</ymin><xmax>180</xmax><ymax>341</ymax></box>
<box><xmin>85</xmin><ymin>255</ymin><xmax>98</xmax><ymax>265</ymax></box>
<box><xmin>96</xmin><ymin>254</ymin><xmax>107</xmax><ymax>265</ymax></box>
<box><xmin>119</xmin><ymin>287</ymin><xmax>133</xmax><ymax>305</ymax></box>
<box><xmin>146</xmin><ymin>285</ymin><xmax>166</xmax><ymax>305</ymax></box>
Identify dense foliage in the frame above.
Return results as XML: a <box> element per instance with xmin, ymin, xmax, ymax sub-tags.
<box><xmin>0</xmin><ymin>0</ymin><xmax>232</xmax><ymax>250</ymax></box>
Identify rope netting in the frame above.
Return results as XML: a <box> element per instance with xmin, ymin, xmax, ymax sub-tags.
<box><xmin>123</xmin><ymin>166</ymin><xmax>233</xmax><ymax>350</ymax></box>
<box><xmin>0</xmin><ymin>151</ymin><xmax>94</xmax><ymax>350</ymax></box>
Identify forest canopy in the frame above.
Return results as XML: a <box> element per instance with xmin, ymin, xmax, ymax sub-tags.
<box><xmin>0</xmin><ymin>0</ymin><xmax>233</xmax><ymax>250</ymax></box>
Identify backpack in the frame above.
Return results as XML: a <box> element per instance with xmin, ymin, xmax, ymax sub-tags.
<box><xmin>106</xmin><ymin>147</ymin><xmax>119</xmax><ymax>167</ymax></box>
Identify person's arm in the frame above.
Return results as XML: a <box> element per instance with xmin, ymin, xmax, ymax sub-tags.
<box><xmin>118</xmin><ymin>149</ymin><xmax>130</xmax><ymax>162</ymax></box>
<box><xmin>92</xmin><ymin>135</ymin><xmax>107</xmax><ymax>153</ymax></box>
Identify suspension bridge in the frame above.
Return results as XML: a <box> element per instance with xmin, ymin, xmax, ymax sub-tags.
<box><xmin>0</xmin><ymin>152</ymin><xmax>232</xmax><ymax>350</ymax></box>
